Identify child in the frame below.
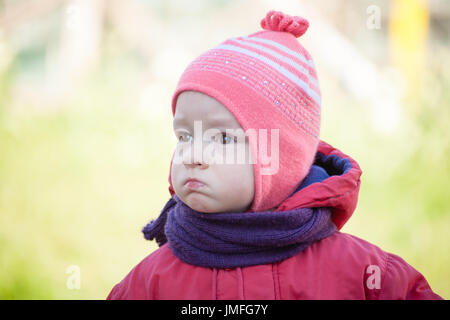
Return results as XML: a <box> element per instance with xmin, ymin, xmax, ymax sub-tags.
<box><xmin>107</xmin><ymin>10</ymin><xmax>442</xmax><ymax>300</ymax></box>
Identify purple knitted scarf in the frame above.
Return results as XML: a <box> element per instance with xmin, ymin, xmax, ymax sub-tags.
<box><xmin>142</xmin><ymin>194</ymin><xmax>336</xmax><ymax>268</ymax></box>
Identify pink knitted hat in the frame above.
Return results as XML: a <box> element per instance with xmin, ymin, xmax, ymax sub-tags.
<box><xmin>169</xmin><ymin>10</ymin><xmax>321</xmax><ymax>212</ymax></box>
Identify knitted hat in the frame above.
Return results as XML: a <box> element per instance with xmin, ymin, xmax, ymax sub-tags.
<box><xmin>168</xmin><ymin>10</ymin><xmax>321</xmax><ymax>212</ymax></box>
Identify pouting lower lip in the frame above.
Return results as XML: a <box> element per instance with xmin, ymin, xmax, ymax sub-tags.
<box><xmin>185</xmin><ymin>180</ymin><xmax>206</xmax><ymax>189</ymax></box>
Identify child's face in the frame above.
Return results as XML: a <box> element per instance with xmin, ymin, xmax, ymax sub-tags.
<box><xmin>171</xmin><ymin>91</ymin><xmax>255</xmax><ymax>213</ymax></box>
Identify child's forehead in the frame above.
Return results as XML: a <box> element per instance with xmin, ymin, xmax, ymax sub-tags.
<box><xmin>173</xmin><ymin>111</ymin><xmax>241</xmax><ymax>129</ymax></box>
<box><xmin>174</xmin><ymin>95</ymin><xmax>242</xmax><ymax>129</ymax></box>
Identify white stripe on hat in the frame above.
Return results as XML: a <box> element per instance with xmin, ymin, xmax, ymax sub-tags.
<box><xmin>215</xmin><ymin>44</ymin><xmax>322</xmax><ymax>107</ymax></box>
<box><xmin>232</xmin><ymin>38</ymin><xmax>319</xmax><ymax>89</ymax></box>
<box><xmin>242</xmin><ymin>36</ymin><xmax>316</xmax><ymax>70</ymax></box>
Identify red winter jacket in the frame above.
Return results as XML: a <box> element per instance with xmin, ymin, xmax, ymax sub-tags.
<box><xmin>107</xmin><ymin>141</ymin><xmax>442</xmax><ymax>300</ymax></box>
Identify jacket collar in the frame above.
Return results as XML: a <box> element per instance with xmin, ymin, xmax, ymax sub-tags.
<box><xmin>276</xmin><ymin>140</ymin><xmax>362</xmax><ymax>230</ymax></box>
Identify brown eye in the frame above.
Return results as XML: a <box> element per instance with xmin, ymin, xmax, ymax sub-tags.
<box><xmin>216</xmin><ymin>132</ymin><xmax>237</xmax><ymax>145</ymax></box>
<box><xmin>178</xmin><ymin>132</ymin><xmax>193</xmax><ymax>143</ymax></box>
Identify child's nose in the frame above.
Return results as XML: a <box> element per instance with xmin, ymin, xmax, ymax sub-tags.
<box><xmin>182</xmin><ymin>140</ymin><xmax>210</xmax><ymax>169</ymax></box>
<box><xmin>184</xmin><ymin>159</ymin><xmax>209</xmax><ymax>169</ymax></box>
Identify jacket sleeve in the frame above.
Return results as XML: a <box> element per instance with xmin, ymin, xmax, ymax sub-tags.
<box><xmin>106</xmin><ymin>281</ymin><xmax>126</xmax><ymax>300</ymax></box>
<box><xmin>377</xmin><ymin>253</ymin><xmax>443</xmax><ymax>300</ymax></box>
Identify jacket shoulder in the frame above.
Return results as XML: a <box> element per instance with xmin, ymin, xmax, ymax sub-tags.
<box><xmin>106</xmin><ymin>244</ymin><xmax>178</xmax><ymax>300</ymax></box>
<box><xmin>291</xmin><ymin>232</ymin><xmax>442</xmax><ymax>299</ymax></box>
<box><xmin>307</xmin><ymin>231</ymin><xmax>390</xmax><ymax>266</ymax></box>
<box><xmin>107</xmin><ymin>244</ymin><xmax>215</xmax><ymax>300</ymax></box>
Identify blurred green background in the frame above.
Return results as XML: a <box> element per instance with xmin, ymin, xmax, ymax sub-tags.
<box><xmin>0</xmin><ymin>0</ymin><xmax>449</xmax><ymax>299</ymax></box>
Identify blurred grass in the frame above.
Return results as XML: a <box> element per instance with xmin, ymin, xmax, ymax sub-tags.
<box><xmin>0</xmin><ymin>53</ymin><xmax>174</xmax><ymax>298</ymax></box>
<box><xmin>0</xmin><ymin>40</ymin><xmax>449</xmax><ymax>300</ymax></box>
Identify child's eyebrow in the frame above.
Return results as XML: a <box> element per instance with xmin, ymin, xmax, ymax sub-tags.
<box><xmin>208</xmin><ymin>116</ymin><xmax>238</xmax><ymax>128</ymax></box>
<box><xmin>173</xmin><ymin>116</ymin><xmax>194</xmax><ymax>128</ymax></box>
<box><xmin>173</xmin><ymin>117</ymin><xmax>185</xmax><ymax>127</ymax></box>
<box><xmin>173</xmin><ymin>116</ymin><xmax>239</xmax><ymax>129</ymax></box>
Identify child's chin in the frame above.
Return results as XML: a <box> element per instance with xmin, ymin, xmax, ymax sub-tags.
<box><xmin>189</xmin><ymin>205</ymin><xmax>217</xmax><ymax>213</ymax></box>
<box><xmin>182</xmin><ymin>193</ymin><xmax>248</xmax><ymax>213</ymax></box>
<box><xmin>184</xmin><ymin>197</ymin><xmax>215</xmax><ymax>213</ymax></box>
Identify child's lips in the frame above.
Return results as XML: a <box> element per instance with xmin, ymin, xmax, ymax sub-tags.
<box><xmin>184</xmin><ymin>179</ymin><xmax>206</xmax><ymax>189</ymax></box>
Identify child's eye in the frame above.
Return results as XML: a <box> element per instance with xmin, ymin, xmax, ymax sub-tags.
<box><xmin>177</xmin><ymin>132</ymin><xmax>193</xmax><ymax>143</ymax></box>
<box><xmin>214</xmin><ymin>132</ymin><xmax>237</xmax><ymax>145</ymax></box>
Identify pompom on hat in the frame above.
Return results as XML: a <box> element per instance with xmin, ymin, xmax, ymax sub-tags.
<box><xmin>168</xmin><ymin>10</ymin><xmax>322</xmax><ymax>212</ymax></box>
